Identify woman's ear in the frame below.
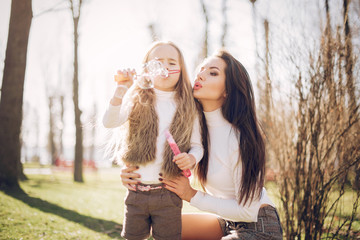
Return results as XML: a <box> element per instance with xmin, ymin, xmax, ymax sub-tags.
<box><xmin>223</xmin><ymin>91</ymin><xmax>227</xmax><ymax>98</ymax></box>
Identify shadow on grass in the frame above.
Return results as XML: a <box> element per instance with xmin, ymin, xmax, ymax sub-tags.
<box><xmin>5</xmin><ymin>189</ymin><xmax>123</xmax><ymax>239</ymax></box>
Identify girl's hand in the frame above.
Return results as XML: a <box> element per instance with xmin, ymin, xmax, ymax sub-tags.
<box><xmin>173</xmin><ymin>153</ymin><xmax>196</xmax><ymax>170</ymax></box>
<box><xmin>114</xmin><ymin>68</ymin><xmax>136</xmax><ymax>87</ymax></box>
<box><xmin>111</xmin><ymin>69</ymin><xmax>135</xmax><ymax>105</ymax></box>
<box><xmin>120</xmin><ymin>165</ymin><xmax>140</xmax><ymax>191</ymax></box>
<box><xmin>160</xmin><ymin>175</ymin><xmax>197</xmax><ymax>202</ymax></box>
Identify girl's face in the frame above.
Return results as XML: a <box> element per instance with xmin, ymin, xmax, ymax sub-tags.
<box><xmin>193</xmin><ymin>57</ymin><xmax>227</xmax><ymax>112</ymax></box>
<box><xmin>148</xmin><ymin>44</ymin><xmax>181</xmax><ymax>92</ymax></box>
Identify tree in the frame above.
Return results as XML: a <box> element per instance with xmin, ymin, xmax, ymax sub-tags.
<box><xmin>249</xmin><ymin>0</ymin><xmax>260</xmax><ymax>64</ymax></box>
<box><xmin>199</xmin><ymin>0</ymin><xmax>209</xmax><ymax>59</ymax></box>
<box><xmin>70</xmin><ymin>0</ymin><xmax>84</xmax><ymax>182</ymax></box>
<box><xmin>48</xmin><ymin>96</ymin><xmax>58</xmax><ymax>165</ymax></box>
<box><xmin>343</xmin><ymin>0</ymin><xmax>356</xmax><ymax>116</ymax></box>
<box><xmin>0</xmin><ymin>0</ymin><xmax>32</xmax><ymax>191</ymax></box>
<box><xmin>148</xmin><ymin>23</ymin><xmax>160</xmax><ymax>42</ymax></box>
<box><xmin>263</xmin><ymin>19</ymin><xmax>272</xmax><ymax>125</ymax></box>
<box><xmin>265</xmin><ymin>1</ymin><xmax>360</xmax><ymax>238</ymax></box>
<box><xmin>59</xmin><ymin>95</ymin><xmax>65</xmax><ymax>157</ymax></box>
<box><xmin>221</xmin><ymin>0</ymin><xmax>228</xmax><ymax>47</ymax></box>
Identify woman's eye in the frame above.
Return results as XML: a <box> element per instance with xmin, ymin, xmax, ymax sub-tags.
<box><xmin>170</xmin><ymin>62</ymin><xmax>176</xmax><ymax>65</ymax></box>
<box><xmin>210</xmin><ymin>72</ymin><xmax>218</xmax><ymax>76</ymax></box>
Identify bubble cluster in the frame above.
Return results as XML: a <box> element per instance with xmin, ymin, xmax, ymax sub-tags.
<box><xmin>135</xmin><ymin>60</ymin><xmax>168</xmax><ymax>89</ymax></box>
<box><xmin>145</xmin><ymin>59</ymin><xmax>168</xmax><ymax>78</ymax></box>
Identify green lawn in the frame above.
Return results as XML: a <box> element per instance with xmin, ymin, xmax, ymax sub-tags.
<box><xmin>1</xmin><ymin>167</ymin><xmax>359</xmax><ymax>239</ymax></box>
<box><xmin>0</xmin><ymin>167</ymin><xmax>203</xmax><ymax>240</ymax></box>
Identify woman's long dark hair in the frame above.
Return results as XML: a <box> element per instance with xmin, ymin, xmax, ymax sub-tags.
<box><xmin>195</xmin><ymin>50</ymin><xmax>266</xmax><ymax>205</ymax></box>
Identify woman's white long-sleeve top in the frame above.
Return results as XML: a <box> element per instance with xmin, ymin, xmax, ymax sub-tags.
<box><xmin>190</xmin><ymin>108</ymin><xmax>275</xmax><ymax>222</ymax></box>
<box><xmin>103</xmin><ymin>86</ymin><xmax>203</xmax><ymax>184</ymax></box>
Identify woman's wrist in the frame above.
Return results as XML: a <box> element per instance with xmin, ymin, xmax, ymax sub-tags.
<box><xmin>185</xmin><ymin>188</ymin><xmax>197</xmax><ymax>202</ymax></box>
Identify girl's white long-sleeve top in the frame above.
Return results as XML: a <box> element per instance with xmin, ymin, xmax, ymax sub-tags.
<box><xmin>103</xmin><ymin>86</ymin><xmax>203</xmax><ymax>184</ymax></box>
<box><xmin>190</xmin><ymin>108</ymin><xmax>275</xmax><ymax>222</ymax></box>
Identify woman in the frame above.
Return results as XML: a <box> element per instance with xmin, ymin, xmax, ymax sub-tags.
<box><xmin>121</xmin><ymin>50</ymin><xmax>283</xmax><ymax>239</ymax></box>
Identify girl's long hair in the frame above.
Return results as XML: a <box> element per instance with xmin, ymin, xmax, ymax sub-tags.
<box><xmin>123</xmin><ymin>41</ymin><xmax>197</xmax><ymax>170</ymax></box>
<box><xmin>195</xmin><ymin>50</ymin><xmax>265</xmax><ymax>205</ymax></box>
<box><xmin>133</xmin><ymin>41</ymin><xmax>196</xmax><ymax>147</ymax></box>
<box><xmin>105</xmin><ymin>41</ymin><xmax>196</xmax><ymax>167</ymax></box>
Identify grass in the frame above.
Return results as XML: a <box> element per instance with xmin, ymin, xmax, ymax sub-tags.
<box><xmin>1</xmin><ymin>166</ymin><xmax>359</xmax><ymax>239</ymax></box>
<box><xmin>0</xmin><ymin>167</ymin><xmax>203</xmax><ymax>240</ymax></box>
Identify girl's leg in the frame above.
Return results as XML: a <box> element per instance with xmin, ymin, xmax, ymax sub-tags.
<box><xmin>182</xmin><ymin>213</ymin><xmax>223</xmax><ymax>240</ymax></box>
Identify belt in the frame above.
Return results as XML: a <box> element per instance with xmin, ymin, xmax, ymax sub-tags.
<box><xmin>130</xmin><ymin>183</ymin><xmax>163</xmax><ymax>192</ymax></box>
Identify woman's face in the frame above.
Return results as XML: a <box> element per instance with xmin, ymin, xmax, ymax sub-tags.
<box><xmin>193</xmin><ymin>57</ymin><xmax>227</xmax><ymax>111</ymax></box>
<box><xmin>148</xmin><ymin>44</ymin><xmax>181</xmax><ymax>92</ymax></box>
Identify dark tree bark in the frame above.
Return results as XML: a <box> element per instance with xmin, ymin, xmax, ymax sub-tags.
<box><xmin>264</xmin><ymin>19</ymin><xmax>271</xmax><ymax>122</ymax></box>
<box><xmin>199</xmin><ymin>0</ymin><xmax>209</xmax><ymax>59</ymax></box>
<box><xmin>221</xmin><ymin>0</ymin><xmax>228</xmax><ymax>47</ymax></box>
<box><xmin>343</xmin><ymin>0</ymin><xmax>356</xmax><ymax>115</ymax></box>
<box><xmin>324</xmin><ymin>0</ymin><xmax>336</xmax><ymax>108</ymax></box>
<box><xmin>48</xmin><ymin>96</ymin><xmax>57</xmax><ymax>165</ymax></box>
<box><xmin>0</xmin><ymin>0</ymin><xmax>32</xmax><ymax>191</ymax></box>
<box><xmin>59</xmin><ymin>95</ymin><xmax>64</xmax><ymax>156</ymax></box>
<box><xmin>70</xmin><ymin>0</ymin><xmax>84</xmax><ymax>182</ymax></box>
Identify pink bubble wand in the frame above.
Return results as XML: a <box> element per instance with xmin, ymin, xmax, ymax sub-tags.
<box><xmin>164</xmin><ymin>130</ymin><xmax>191</xmax><ymax>177</ymax></box>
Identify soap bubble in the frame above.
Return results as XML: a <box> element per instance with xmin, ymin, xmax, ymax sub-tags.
<box><xmin>133</xmin><ymin>73</ymin><xmax>154</xmax><ymax>89</ymax></box>
<box><xmin>135</xmin><ymin>60</ymin><xmax>168</xmax><ymax>89</ymax></box>
<box><xmin>145</xmin><ymin>59</ymin><xmax>168</xmax><ymax>78</ymax></box>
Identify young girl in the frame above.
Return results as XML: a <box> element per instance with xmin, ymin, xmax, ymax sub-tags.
<box><xmin>103</xmin><ymin>41</ymin><xmax>203</xmax><ymax>240</ymax></box>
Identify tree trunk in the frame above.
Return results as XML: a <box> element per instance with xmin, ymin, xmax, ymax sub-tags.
<box><xmin>71</xmin><ymin>0</ymin><xmax>83</xmax><ymax>182</ymax></box>
<box><xmin>148</xmin><ymin>23</ymin><xmax>159</xmax><ymax>42</ymax></box>
<box><xmin>0</xmin><ymin>0</ymin><xmax>32</xmax><ymax>191</ymax></box>
<box><xmin>221</xmin><ymin>0</ymin><xmax>228</xmax><ymax>47</ymax></box>
<box><xmin>73</xmin><ymin>17</ymin><xmax>83</xmax><ymax>182</ymax></box>
<box><xmin>343</xmin><ymin>0</ymin><xmax>356</xmax><ymax>115</ymax></box>
<box><xmin>48</xmin><ymin>96</ymin><xmax>57</xmax><ymax>165</ymax></box>
<box><xmin>199</xmin><ymin>0</ymin><xmax>209</xmax><ymax>59</ymax></box>
<box><xmin>90</xmin><ymin>103</ymin><xmax>97</xmax><ymax>162</ymax></box>
<box><xmin>324</xmin><ymin>0</ymin><xmax>336</xmax><ymax>108</ymax></box>
<box><xmin>59</xmin><ymin>95</ymin><xmax>64</xmax><ymax>156</ymax></box>
<box><xmin>250</xmin><ymin>0</ymin><xmax>260</xmax><ymax>72</ymax></box>
<box><xmin>264</xmin><ymin>19</ymin><xmax>271</xmax><ymax>122</ymax></box>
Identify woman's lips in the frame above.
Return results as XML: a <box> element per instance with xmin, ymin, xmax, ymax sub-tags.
<box><xmin>194</xmin><ymin>82</ymin><xmax>202</xmax><ymax>90</ymax></box>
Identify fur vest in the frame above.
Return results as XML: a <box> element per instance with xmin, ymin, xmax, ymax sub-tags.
<box><xmin>121</xmin><ymin>88</ymin><xmax>194</xmax><ymax>178</ymax></box>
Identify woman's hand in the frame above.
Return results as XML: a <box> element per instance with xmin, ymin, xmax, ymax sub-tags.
<box><xmin>160</xmin><ymin>175</ymin><xmax>197</xmax><ymax>202</ymax></box>
<box><xmin>173</xmin><ymin>153</ymin><xmax>196</xmax><ymax>171</ymax></box>
<box><xmin>120</xmin><ymin>165</ymin><xmax>140</xmax><ymax>191</ymax></box>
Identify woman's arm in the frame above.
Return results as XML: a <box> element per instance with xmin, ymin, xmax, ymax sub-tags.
<box><xmin>161</xmin><ymin>174</ymin><xmax>262</xmax><ymax>222</ymax></box>
<box><xmin>189</xmin><ymin>189</ymin><xmax>262</xmax><ymax>222</ymax></box>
